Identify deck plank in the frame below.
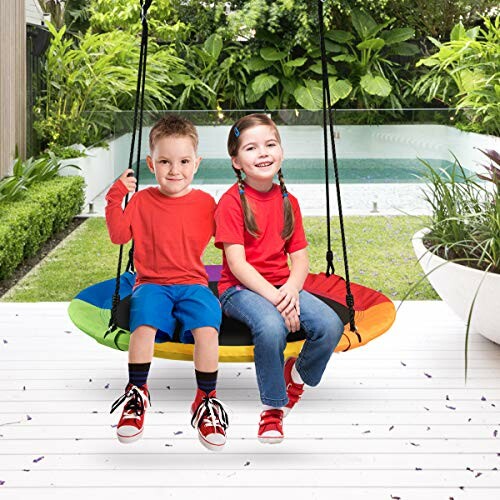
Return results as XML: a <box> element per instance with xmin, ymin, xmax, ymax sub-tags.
<box><xmin>0</xmin><ymin>301</ymin><xmax>499</xmax><ymax>499</ymax></box>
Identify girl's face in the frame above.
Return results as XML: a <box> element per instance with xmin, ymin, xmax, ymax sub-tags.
<box><xmin>232</xmin><ymin>125</ymin><xmax>283</xmax><ymax>192</ymax></box>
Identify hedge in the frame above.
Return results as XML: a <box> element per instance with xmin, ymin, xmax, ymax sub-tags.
<box><xmin>0</xmin><ymin>176</ymin><xmax>85</xmax><ymax>281</ymax></box>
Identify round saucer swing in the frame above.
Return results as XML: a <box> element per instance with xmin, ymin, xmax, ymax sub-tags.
<box><xmin>68</xmin><ymin>0</ymin><xmax>396</xmax><ymax>362</ymax></box>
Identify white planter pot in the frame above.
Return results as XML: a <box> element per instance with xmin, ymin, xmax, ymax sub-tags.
<box><xmin>412</xmin><ymin>229</ymin><xmax>500</xmax><ymax>344</ymax></box>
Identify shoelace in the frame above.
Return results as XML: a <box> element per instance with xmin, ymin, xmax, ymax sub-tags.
<box><xmin>110</xmin><ymin>386</ymin><xmax>149</xmax><ymax>418</ymax></box>
<box><xmin>191</xmin><ymin>396</ymin><xmax>229</xmax><ymax>431</ymax></box>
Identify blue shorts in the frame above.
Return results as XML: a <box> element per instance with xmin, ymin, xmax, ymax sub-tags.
<box><xmin>129</xmin><ymin>284</ymin><xmax>221</xmax><ymax>344</ymax></box>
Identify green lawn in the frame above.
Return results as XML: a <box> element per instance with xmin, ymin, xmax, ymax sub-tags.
<box><xmin>2</xmin><ymin>216</ymin><xmax>438</xmax><ymax>301</ymax></box>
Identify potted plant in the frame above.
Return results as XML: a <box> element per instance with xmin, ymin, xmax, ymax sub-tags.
<box><xmin>411</xmin><ymin>149</ymin><xmax>500</xmax><ymax>374</ymax></box>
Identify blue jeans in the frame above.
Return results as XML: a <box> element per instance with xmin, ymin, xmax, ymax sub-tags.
<box><xmin>220</xmin><ymin>286</ymin><xmax>344</xmax><ymax>407</ymax></box>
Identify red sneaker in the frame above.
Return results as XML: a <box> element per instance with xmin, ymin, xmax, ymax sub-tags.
<box><xmin>110</xmin><ymin>384</ymin><xmax>150</xmax><ymax>444</ymax></box>
<box><xmin>190</xmin><ymin>390</ymin><xmax>229</xmax><ymax>452</ymax></box>
<box><xmin>258</xmin><ymin>409</ymin><xmax>284</xmax><ymax>444</ymax></box>
<box><xmin>283</xmin><ymin>357</ymin><xmax>304</xmax><ymax>416</ymax></box>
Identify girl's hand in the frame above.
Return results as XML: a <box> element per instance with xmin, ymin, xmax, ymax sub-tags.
<box><xmin>276</xmin><ymin>282</ymin><xmax>300</xmax><ymax>316</ymax></box>
<box><xmin>119</xmin><ymin>169</ymin><xmax>137</xmax><ymax>192</ymax></box>
<box><xmin>282</xmin><ymin>309</ymin><xmax>300</xmax><ymax>333</ymax></box>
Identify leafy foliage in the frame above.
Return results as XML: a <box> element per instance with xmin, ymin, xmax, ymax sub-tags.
<box><xmin>420</xmin><ymin>152</ymin><xmax>500</xmax><ymax>274</ymax></box>
<box><xmin>384</xmin><ymin>0</ymin><xmax>500</xmax><ymax>44</ymax></box>
<box><xmin>172</xmin><ymin>35</ymin><xmax>250</xmax><ymax>110</ymax></box>
<box><xmin>0</xmin><ymin>176</ymin><xmax>85</xmax><ymax>281</ymax></box>
<box><xmin>414</xmin><ymin>16</ymin><xmax>500</xmax><ymax>136</ymax></box>
<box><xmin>34</xmin><ymin>23</ymin><xmax>182</xmax><ymax>149</ymax></box>
<box><xmin>0</xmin><ymin>152</ymin><xmax>78</xmax><ymax>203</ymax></box>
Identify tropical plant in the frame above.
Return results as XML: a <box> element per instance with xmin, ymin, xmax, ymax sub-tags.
<box><xmin>34</xmin><ymin>23</ymin><xmax>182</xmax><ymax>149</ymax></box>
<box><xmin>89</xmin><ymin>0</ymin><xmax>188</xmax><ymax>43</ymax></box>
<box><xmin>419</xmin><ymin>155</ymin><xmax>499</xmax><ymax>274</ymax></box>
<box><xmin>414</xmin><ymin>16</ymin><xmax>500</xmax><ymax>136</ymax></box>
<box><xmin>172</xmin><ymin>35</ymin><xmax>249</xmax><ymax>110</ymax></box>
<box><xmin>0</xmin><ymin>153</ymin><xmax>78</xmax><ymax>203</ymax></box>
<box><xmin>385</xmin><ymin>0</ymin><xmax>500</xmax><ymax>44</ymax></box>
<box><xmin>407</xmin><ymin>149</ymin><xmax>500</xmax><ymax>378</ymax></box>
<box><xmin>242</xmin><ymin>32</ymin><xmax>313</xmax><ymax>110</ymax></box>
<box><xmin>310</xmin><ymin>8</ymin><xmax>419</xmax><ymax>110</ymax></box>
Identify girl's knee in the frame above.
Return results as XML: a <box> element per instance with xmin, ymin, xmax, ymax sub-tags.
<box><xmin>308</xmin><ymin>313</ymin><xmax>344</xmax><ymax>344</ymax></box>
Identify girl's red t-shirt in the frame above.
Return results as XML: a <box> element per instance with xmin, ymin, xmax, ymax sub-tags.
<box><xmin>215</xmin><ymin>182</ymin><xmax>308</xmax><ymax>295</ymax></box>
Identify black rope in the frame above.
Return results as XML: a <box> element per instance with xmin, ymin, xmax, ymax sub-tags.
<box><xmin>109</xmin><ymin>0</ymin><xmax>152</xmax><ymax>330</ymax></box>
<box><xmin>317</xmin><ymin>0</ymin><xmax>358</xmax><ymax>335</ymax></box>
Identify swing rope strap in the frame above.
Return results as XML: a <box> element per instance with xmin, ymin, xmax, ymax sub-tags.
<box><xmin>317</xmin><ymin>0</ymin><xmax>357</xmax><ymax>334</ymax></box>
<box><xmin>109</xmin><ymin>0</ymin><xmax>152</xmax><ymax>330</ymax></box>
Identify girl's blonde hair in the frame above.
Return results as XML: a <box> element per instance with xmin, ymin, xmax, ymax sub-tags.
<box><xmin>227</xmin><ymin>114</ymin><xmax>295</xmax><ymax>240</ymax></box>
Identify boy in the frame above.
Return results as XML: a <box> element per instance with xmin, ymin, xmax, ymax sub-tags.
<box><xmin>105</xmin><ymin>115</ymin><xmax>228</xmax><ymax>452</ymax></box>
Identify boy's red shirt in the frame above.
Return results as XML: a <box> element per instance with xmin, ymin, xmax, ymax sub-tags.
<box><xmin>214</xmin><ymin>182</ymin><xmax>308</xmax><ymax>295</ymax></box>
<box><xmin>105</xmin><ymin>180</ymin><xmax>215</xmax><ymax>287</ymax></box>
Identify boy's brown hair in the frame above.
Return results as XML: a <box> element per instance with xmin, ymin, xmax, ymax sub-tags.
<box><xmin>227</xmin><ymin>113</ymin><xmax>295</xmax><ymax>240</ymax></box>
<box><xmin>149</xmin><ymin>114</ymin><xmax>199</xmax><ymax>152</ymax></box>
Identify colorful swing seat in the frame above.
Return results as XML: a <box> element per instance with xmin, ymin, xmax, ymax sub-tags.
<box><xmin>68</xmin><ymin>265</ymin><xmax>395</xmax><ymax>362</ymax></box>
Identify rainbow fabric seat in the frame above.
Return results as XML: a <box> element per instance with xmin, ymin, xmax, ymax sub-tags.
<box><xmin>68</xmin><ymin>265</ymin><xmax>396</xmax><ymax>362</ymax></box>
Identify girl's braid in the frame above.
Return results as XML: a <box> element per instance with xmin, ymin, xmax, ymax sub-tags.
<box><xmin>277</xmin><ymin>169</ymin><xmax>295</xmax><ymax>240</ymax></box>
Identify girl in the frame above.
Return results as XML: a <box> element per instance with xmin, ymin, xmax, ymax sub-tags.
<box><xmin>215</xmin><ymin>113</ymin><xmax>344</xmax><ymax>444</ymax></box>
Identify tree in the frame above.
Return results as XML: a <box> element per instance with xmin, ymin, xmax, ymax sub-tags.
<box><xmin>385</xmin><ymin>0</ymin><xmax>500</xmax><ymax>47</ymax></box>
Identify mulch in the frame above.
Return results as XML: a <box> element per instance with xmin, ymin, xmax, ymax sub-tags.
<box><xmin>0</xmin><ymin>216</ymin><xmax>88</xmax><ymax>299</ymax></box>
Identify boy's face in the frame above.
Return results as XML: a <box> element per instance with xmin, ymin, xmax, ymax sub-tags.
<box><xmin>146</xmin><ymin>135</ymin><xmax>201</xmax><ymax>198</ymax></box>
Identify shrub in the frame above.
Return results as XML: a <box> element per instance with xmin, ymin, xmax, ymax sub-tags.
<box><xmin>0</xmin><ymin>176</ymin><xmax>85</xmax><ymax>281</ymax></box>
<box><xmin>0</xmin><ymin>152</ymin><xmax>79</xmax><ymax>203</ymax></box>
<box><xmin>414</xmin><ymin>17</ymin><xmax>500</xmax><ymax>136</ymax></box>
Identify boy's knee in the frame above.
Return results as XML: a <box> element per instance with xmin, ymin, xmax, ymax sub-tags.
<box><xmin>132</xmin><ymin>325</ymin><xmax>157</xmax><ymax>337</ymax></box>
<box><xmin>192</xmin><ymin>326</ymin><xmax>219</xmax><ymax>341</ymax></box>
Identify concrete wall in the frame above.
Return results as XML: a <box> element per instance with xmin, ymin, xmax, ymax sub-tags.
<box><xmin>26</xmin><ymin>0</ymin><xmax>44</xmax><ymax>26</ymax></box>
<box><xmin>0</xmin><ymin>0</ymin><xmax>26</xmax><ymax>180</ymax></box>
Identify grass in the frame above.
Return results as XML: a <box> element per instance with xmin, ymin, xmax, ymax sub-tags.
<box><xmin>1</xmin><ymin>216</ymin><xmax>438</xmax><ymax>302</ymax></box>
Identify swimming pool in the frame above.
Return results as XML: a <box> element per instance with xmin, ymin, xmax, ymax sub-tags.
<box><xmin>137</xmin><ymin>157</ymin><xmax>469</xmax><ymax>184</ymax></box>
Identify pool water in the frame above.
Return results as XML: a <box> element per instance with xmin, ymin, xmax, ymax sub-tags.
<box><xmin>137</xmin><ymin>158</ymin><xmax>470</xmax><ymax>184</ymax></box>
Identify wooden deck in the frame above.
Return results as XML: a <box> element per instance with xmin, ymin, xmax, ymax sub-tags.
<box><xmin>0</xmin><ymin>301</ymin><xmax>499</xmax><ymax>499</ymax></box>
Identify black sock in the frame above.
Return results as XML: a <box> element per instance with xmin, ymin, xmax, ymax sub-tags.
<box><xmin>195</xmin><ymin>369</ymin><xmax>218</xmax><ymax>396</ymax></box>
<box><xmin>128</xmin><ymin>362</ymin><xmax>151</xmax><ymax>388</ymax></box>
